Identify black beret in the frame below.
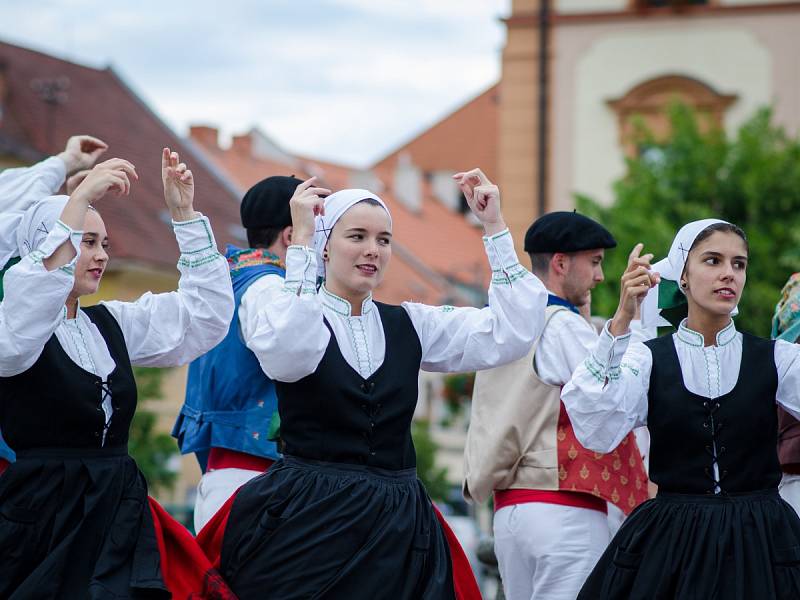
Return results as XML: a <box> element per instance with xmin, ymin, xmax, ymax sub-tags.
<box><xmin>524</xmin><ymin>211</ymin><xmax>616</xmax><ymax>254</ymax></box>
<box><xmin>240</xmin><ymin>175</ymin><xmax>304</xmax><ymax>229</ymax></box>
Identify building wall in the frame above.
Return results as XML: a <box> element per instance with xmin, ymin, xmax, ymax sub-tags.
<box><xmin>550</xmin><ymin>10</ymin><xmax>800</xmax><ymax>209</ymax></box>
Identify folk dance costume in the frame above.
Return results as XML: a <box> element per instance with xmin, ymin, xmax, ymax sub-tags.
<box><xmin>200</xmin><ymin>188</ymin><xmax>548</xmax><ymax>599</ymax></box>
<box><xmin>563</xmin><ymin>221</ymin><xmax>800</xmax><ymax>599</ymax></box>
<box><xmin>175</xmin><ymin>176</ymin><xmax>301</xmax><ymax>532</ymax></box>
<box><xmin>0</xmin><ymin>198</ymin><xmax>236</xmax><ymax>598</ymax></box>
<box><xmin>774</xmin><ymin>273</ymin><xmax>800</xmax><ymax>515</ymax></box>
<box><xmin>464</xmin><ymin>212</ymin><xmax>649</xmax><ymax>600</ymax></box>
<box><xmin>0</xmin><ymin>156</ymin><xmax>70</xmax><ymax>470</ymax></box>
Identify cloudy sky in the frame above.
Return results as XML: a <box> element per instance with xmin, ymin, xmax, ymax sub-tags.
<box><xmin>0</xmin><ymin>0</ymin><xmax>510</xmax><ymax>166</ymax></box>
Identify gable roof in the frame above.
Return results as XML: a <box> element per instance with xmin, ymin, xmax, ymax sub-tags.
<box><xmin>0</xmin><ymin>40</ymin><xmax>242</xmax><ymax>269</ymax></box>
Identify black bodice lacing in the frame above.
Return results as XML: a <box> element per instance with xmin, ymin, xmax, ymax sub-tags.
<box><xmin>94</xmin><ymin>377</ymin><xmax>114</xmax><ymax>446</ymax></box>
<box><xmin>702</xmin><ymin>400</ymin><xmax>729</xmax><ymax>494</ymax></box>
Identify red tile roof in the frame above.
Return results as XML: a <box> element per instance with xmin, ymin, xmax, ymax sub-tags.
<box><xmin>0</xmin><ymin>40</ymin><xmax>242</xmax><ymax>269</ymax></box>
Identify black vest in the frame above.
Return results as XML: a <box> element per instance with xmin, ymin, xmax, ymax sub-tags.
<box><xmin>275</xmin><ymin>302</ymin><xmax>423</xmax><ymax>470</ymax></box>
<box><xmin>0</xmin><ymin>305</ymin><xmax>138</xmax><ymax>451</ymax></box>
<box><xmin>644</xmin><ymin>332</ymin><xmax>780</xmax><ymax>494</ymax></box>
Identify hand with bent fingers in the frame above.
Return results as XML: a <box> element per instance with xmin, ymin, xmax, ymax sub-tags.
<box><xmin>58</xmin><ymin>135</ymin><xmax>109</xmax><ymax>175</ymax></box>
<box><xmin>162</xmin><ymin>148</ymin><xmax>198</xmax><ymax>222</ymax></box>
<box><xmin>66</xmin><ymin>170</ymin><xmax>91</xmax><ymax>196</ymax></box>
<box><xmin>609</xmin><ymin>243</ymin><xmax>660</xmax><ymax>337</ymax></box>
<box><xmin>452</xmin><ymin>168</ymin><xmax>506</xmax><ymax>236</ymax></box>
<box><xmin>70</xmin><ymin>158</ymin><xmax>138</xmax><ymax>208</ymax></box>
<box><xmin>288</xmin><ymin>176</ymin><xmax>331</xmax><ymax>248</ymax></box>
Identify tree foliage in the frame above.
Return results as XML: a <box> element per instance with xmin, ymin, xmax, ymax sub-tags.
<box><xmin>129</xmin><ymin>367</ymin><xmax>178</xmax><ymax>493</ymax></box>
<box><xmin>577</xmin><ymin>104</ymin><xmax>800</xmax><ymax>336</ymax></box>
<box><xmin>412</xmin><ymin>420</ymin><xmax>451</xmax><ymax>502</ymax></box>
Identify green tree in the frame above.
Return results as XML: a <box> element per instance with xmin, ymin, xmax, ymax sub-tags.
<box><xmin>577</xmin><ymin>103</ymin><xmax>800</xmax><ymax>336</ymax></box>
<box><xmin>412</xmin><ymin>420</ymin><xmax>451</xmax><ymax>502</ymax></box>
<box><xmin>128</xmin><ymin>367</ymin><xmax>179</xmax><ymax>494</ymax></box>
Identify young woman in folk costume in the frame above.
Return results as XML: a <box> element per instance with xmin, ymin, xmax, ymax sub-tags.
<box><xmin>198</xmin><ymin>169</ymin><xmax>548</xmax><ymax>599</ymax></box>
<box><xmin>562</xmin><ymin>219</ymin><xmax>800</xmax><ymax>599</ymax></box>
<box><xmin>0</xmin><ymin>150</ymin><xmax>237</xmax><ymax>599</ymax></box>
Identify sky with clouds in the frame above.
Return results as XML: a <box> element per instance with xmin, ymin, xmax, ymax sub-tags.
<box><xmin>0</xmin><ymin>0</ymin><xmax>510</xmax><ymax>167</ymax></box>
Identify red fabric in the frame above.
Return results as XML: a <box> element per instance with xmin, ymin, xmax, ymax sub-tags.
<box><xmin>147</xmin><ymin>497</ymin><xmax>236</xmax><ymax>599</ymax></box>
<box><xmin>0</xmin><ymin>459</ymin><xmax>8</xmax><ymax>476</ymax></box>
<box><xmin>556</xmin><ymin>402</ymin><xmax>649</xmax><ymax>515</ymax></box>
<box><xmin>196</xmin><ymin>490</ymin><xmax>239</xmax><ymax>570</ymax></box>
<box><xmin>207</xmin><ymin>448</ymin><xmax>274</xmax><ymax>473</ymax></box>
<box><xmin>493</xmin><ymin>489</ymin><xmax>608</xmax><ymax>514</ymax></box>
<box><xmin>432</xmin><ymin>504</ymin><xmax>482</xmax><ymax>600</ymax></box>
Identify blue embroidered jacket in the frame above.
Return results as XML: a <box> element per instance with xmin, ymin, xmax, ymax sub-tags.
<box><xmin>172</xmin><ymin>246</ymin><xmax>283</xmax><ymax>472</ymax></box>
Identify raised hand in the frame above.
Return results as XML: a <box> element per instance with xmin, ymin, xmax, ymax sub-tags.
<box><xmin>609</xmin><ymin>243</ymin><xmax>660</xmax><ymax>336</ymax></box>
<box><xmin>288</xmin><ymin>177</ymin><xmax>332</xmax><ymax>247</ymax></box>
<box><xmin>161</xmin><ymin>148</ymin><xmax>198</xmax><ymax>222</ymax></box>
<box><xmin>70</xmin><ymin>158</ymin><xmax>137</xmax><ymax>206</ymax></box>
<box><xmin>65</xmin><ymin>169</ymin><xmax>91</xmax><ymax>195</ymax></box>
<box><xmin>452</xmin><ymin>168</ymin><xmax>505</xmax><ymax>235</ymax></box>
<box><xmin>58</xmin><ymin>135</ymin><xmax>109</xmax><ymax>175</ymax></box>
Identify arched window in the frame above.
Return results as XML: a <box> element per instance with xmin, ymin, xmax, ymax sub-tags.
<box><xmin>607</xmin><ymin>74</ymin><xmax>736</xmax><ymax>156</ymax></box>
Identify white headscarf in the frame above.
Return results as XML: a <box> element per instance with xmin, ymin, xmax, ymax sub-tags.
<box><xmin>15</xmin><ymin>195</ymin><xmax>70</xmax><ymax>258</ymax></box>
<box><xmin>640</xmin><ymin>218</ymin><xmax>730</xmax><ymax>328</ymax></box>
<box><xmin>313</xmin><ymin>188</ymin><xmax>391</xmax><ymax>281</ymax></box>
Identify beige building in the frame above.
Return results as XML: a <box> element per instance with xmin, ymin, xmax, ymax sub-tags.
<box><xmin>498</xmin><ymin>0</ymin><xmax>800</xmax><ymax>256</ymax></box>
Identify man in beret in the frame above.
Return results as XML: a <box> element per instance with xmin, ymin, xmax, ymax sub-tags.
<box><xmin>173</xmin><ymin>175</ymin><xmax>304</xmax><ymax>532</ymax></box>
<box><xmin>464</xmin><ymin>211</ymin><xmax>650</xmax><ymax>600</ymax></box>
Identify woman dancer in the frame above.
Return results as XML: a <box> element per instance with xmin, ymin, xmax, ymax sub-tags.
<box><xmin>562</xmin><ymin>219</ymin><xmax>800</xmax><ymax>599</ymax></box>
<box><xmin>205</xmin><ymin>169</ymin><xmax>548</xmax><ymax>599</ymax></box>
<box><xmin>0</xmin><ymin>150</ymin><xmax>235</xmax><ymax>598</ymax></box>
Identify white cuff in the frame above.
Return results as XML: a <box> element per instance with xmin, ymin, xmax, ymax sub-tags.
<box><xmin>483</xmin><ymin>229</ymin><xmax>530</xmax><ymax>286</ymax></box>
<box><xmin>173</xmin><ymin>215</ymin><xmax>224</xmax><ymax>268</ymax></box>
<box><xmin>284</xmin><ymin>245</ymin><xmax>317</xmax><ymax>295</ymax></box>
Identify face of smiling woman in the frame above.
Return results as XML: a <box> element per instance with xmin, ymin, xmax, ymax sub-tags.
<box><xmin>323</xmin><ymin>201</ymin><xmax>392</xmax><ymax>309</ymax></box>
<box><xmin>68</xmin><ymin>208</ymin><xmax>109</xmax><ymax>302</ymax></box>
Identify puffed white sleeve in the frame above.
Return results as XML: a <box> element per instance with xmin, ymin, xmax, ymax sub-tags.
<box><xmin>776</xmin><ymin>339</ymin><xmax>800</xmax><ymax>420</ymax></box>
<box><xmin>0</xmin><ymin>157</ymin><xmax>66</xmax><ymax>213</ymax></box>
<box><xmin>0</xmin><ymin>220</ymin><xmax>81</xmax><ymax>376</ymax></box>
<box><xmin>101</xmin><ymin>215</ymin><xmax>234</xmax><ymax>367</ymax></box>
<box><xmin>240</xmin><ymin>245</ymin><xmax>330</xmax><ymax>382</ymax></box>
<box><xmin>561</xmin><ymin>322</ymin><xmax>653</xmax><ymax>453</ymax></box>
<box><xmin>402</xmin><ymin>228</ymin><xmax>547</xmax><ymax>373</ymax></box>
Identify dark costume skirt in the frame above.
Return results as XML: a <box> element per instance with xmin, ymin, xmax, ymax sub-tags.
<box><xmin>0</xmin><ymin>447</ymin><xmax>234</xmax><ymax>599</ymax></box>
<box><xmin>578</xmin><ymin>488</ymin><xmax>800</xmax><ymax>600</ymax></box>
<box><xmin>201</xmin><ymin>456</ymin><xmax>480</xmax><ymax>600</ymax></box>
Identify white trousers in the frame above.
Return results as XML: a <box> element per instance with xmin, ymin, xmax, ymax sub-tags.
<box><xmin>493</xmin><ymin>502</ymin><xmax>611</xmax><ymax>600</ymax></box>
<box><xmin>193</xmin><ymin>467</ymin><xmax>262</xmax><ymax>533</ymax></box>
<box><xmin>779</xmin><ymin>473</ymin><xmax>800</xmax><ymax>516</ymax></box>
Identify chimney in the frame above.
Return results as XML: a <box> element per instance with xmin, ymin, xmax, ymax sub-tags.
<box><xmin>189</xmin><ymin>125</ymin><xmax>219</xmax><ymax>149</ymax></box>
<box><xmin>231</xmin><ymin>133</ymin><xmax>253</xmax><ymax>157</ymax></box>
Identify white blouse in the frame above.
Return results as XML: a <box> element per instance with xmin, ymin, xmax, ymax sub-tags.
<box><xmin>240</xmin><ymin>229</ymin><xmax>548</xmax><ymax>382</ymax></box>
<box><xmin>0</xmin><ymin>214</ymin><xmax>235</xmax><ymax>438</ymax></box>
<box><xmin>562</xmin><ymin>319</ymin><xmax>800</xmax><ymax>455</ymax></box>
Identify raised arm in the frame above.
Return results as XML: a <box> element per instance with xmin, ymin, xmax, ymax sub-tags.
<box><xmin>561</xmin><ymin>243</ymin><xmax>659</xmax><ymax>452</ymax></box>
<box><xmin>240</xmin><ymin>177</ymin><xmax>333</xmax><ymax>382</ymax></box>
<box><xmin>403</xmin><ymin>168</ymin><xmax>547</xmax><ymax>373</ymax></box>
<box><xmin>0</xmin><ymin>157</ymin><xmax>135</xmax><ymax>376</ymax></box>
<box><xmin>103</xmin><ymin>149</ymin><xmax>234</xmax><ymax>367</ymax></box>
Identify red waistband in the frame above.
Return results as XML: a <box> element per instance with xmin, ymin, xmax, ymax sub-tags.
<box><xmin>0</xmin><ymin>459</ymin><xmax>8</xmax><ymax>476</ymax></box>
<box><xmin>494</xmin><ymin>489</ymin><xmax>608</xmax><ymax>514</ymax></box>
<box><xmin>207</xmin><ymin>448</ymin><xmax>274</xmax><ymax>473</ymax></box>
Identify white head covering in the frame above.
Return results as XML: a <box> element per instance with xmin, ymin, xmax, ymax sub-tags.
<box><xmin>16</xmin><ymin>195</ymin><xmax>70</xmax><ymax>258</ymax></box>
<box><xmin>640</xmin><ymin>218</ymin><xmax>730</xmax><ymax>328</ymax></box>
<box><xmin>313</xmin><ymin>188</ymin><xmax>391</xmax><ymax>281</ymax></box>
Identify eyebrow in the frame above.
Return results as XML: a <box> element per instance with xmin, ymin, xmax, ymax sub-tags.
<box><xmin>700</xmin><ymin>251</ymin><xmax>748</xmax><ymax>260</ymax></box>
<box><xmin>345</xmin><ymin>227</ymin><xmax>392</xmax><ymax>237</ymax></box>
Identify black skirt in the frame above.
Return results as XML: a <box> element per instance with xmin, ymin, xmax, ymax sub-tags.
<box><xmin>220</xmin><ymin>456</ymin><xmax>456</xmax><ymax>599</ymax></box>
<box><xmin>578</xmin><ymin>488</ymin><xmax>800</xmax><ymax>600</ymax></box>
<box><xmin>0</xmin><ymin>446</ymin><xmax>168</xmax><ymax>599</ymax></box>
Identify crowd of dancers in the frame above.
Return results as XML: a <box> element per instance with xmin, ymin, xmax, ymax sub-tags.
<box><xmin>0</xmin><ymin>134</ymin><xmax>799</xmax><ymax>599</ymax></box>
